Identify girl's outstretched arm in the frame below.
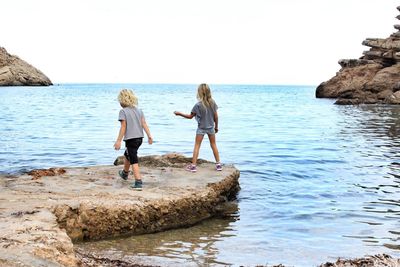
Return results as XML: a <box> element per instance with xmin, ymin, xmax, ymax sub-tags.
<box><xmin>141</xmin><ymin>117</ymin><xmax>153</xmax><ymax>144</ymax></box>
<box><xmin>114</xmin><ymin>120</ymin><xmax>126</xmax><ymax>150</ymax></box>
<box><xmin>174</xmin><ymin>111</ymin><xmax>195</xmax><ymax>119</ymax></box>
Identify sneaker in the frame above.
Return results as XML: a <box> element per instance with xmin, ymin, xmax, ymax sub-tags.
<box><xmin>216</xmin><ymin>163</ymin><xmax>223</xmax><ymax>171</ymax></box>
<box><xmin>185</xmin><ymin>164</ymin><xmax>197</xmax><ymax>173</ymax></box>
<box><xmin>119</xmin><ymin>170</ymin><xmax>129</xmax><ymax>180</ymax></box>
<box><xmin>131</xmin><ymin>179</ymin><xmax>143</xmax><ymax>191</ymax></box>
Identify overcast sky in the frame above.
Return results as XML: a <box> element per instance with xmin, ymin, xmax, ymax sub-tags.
<box><xmin>2</xmin><ymin>0</ymin><xmax>398</xmax><ymax>85</ymax></box>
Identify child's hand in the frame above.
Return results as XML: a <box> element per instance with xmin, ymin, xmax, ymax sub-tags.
<box><xmin>174</xmin><ymin>111</ymin><xmax>180</xmax><ymax>116</ymax></box>
<box><xmin>148</xmin><ymin>136</ymin><xmax>153</xmax><ymax>145</ymax></box>
<box><xmin>114</xmin><ymin>141</ymin><xmax>121</xmax><ymax>150</ymax></box>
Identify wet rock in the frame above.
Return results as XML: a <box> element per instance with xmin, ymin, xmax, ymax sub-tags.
<box><xmin>114</xmin><ymin>153</ymin><xmax>208</xmax><ymax>167</ymax></box>
<box><xmin>385</xmin><ymin>90</ymin><xmax>400</xmax><ymax>104</ymax></box>
<box><xmin>377</xmin><ymin>89</ymin><xmax>393</xmax><ymax>100</ymax></box>
<box><xmin>11</xmin><ymin>210</ymin><xmax>39</xmax><ymax>217</ymax></box>
<box><xmin>75</xmin><ymin>251</ymin><xmax>400</xmax><ymax>267</ymax></box>
<box><xmin>75</xmin><ymin>248</ymin><xmax>159</xmax><ymax>267</ymax></box>
<box><xmin>27</xmin><ymin>167</ymin><xmax>66</xmax><ymax>180</ymax></box>
<box><xmin>319</xmin><ymin>254</ymin><xmax>400</xmax><ymax>267</ymax></box>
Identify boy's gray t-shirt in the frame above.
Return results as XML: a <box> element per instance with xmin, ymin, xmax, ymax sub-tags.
<box><xmin>118</xmin><ymin>107</ymin><xmax>144</xmax><ymax>140</ymax></box>
<box><xmin>191</xmin><ymin>101</ymin><xmax>218</xmax><ymax>129</ymax></box>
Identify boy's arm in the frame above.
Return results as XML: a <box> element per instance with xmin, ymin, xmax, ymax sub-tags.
<box><xmin>174</xmin><ymin>111</ymin><xmax>195</xmax><ymax>119</ymax></box>
<box><xmin>114</xmin><ymin>120</ymin><xmax>126</xmax><ymax>150</ymax></box>
<box><xmin>141</xmin><ymin>117</ymin><xmax>153</xmax><ymax>144</ymax></box>
<box><xmin>214</xmin><ymin>111</ymin><xmax>219</xmax><ymax>133</ymax></box>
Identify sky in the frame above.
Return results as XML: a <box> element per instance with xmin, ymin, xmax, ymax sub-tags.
<box><xmin>2</xmin><ymin>0</ymin><xmax>398</xmax><ymax>85</ymax></box>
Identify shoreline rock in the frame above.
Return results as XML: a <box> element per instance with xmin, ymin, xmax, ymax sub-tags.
<box><xmin>0</xmin><ymin>153</ymin><xmax>240</xmax><ymax>266</ymax></box>
<box><xmin>316</xmin><ymin>6</ymin><xmax>400</xmax><ymax>105</ymax></box>
<box><xmin>319</xmin><ymin>254</ymin><xmax>400</xmax><ymax>267</ymax></box>
<box><xmin>75</xmin><ymin>250</ymin><xmax>400</xmax><ymax>267</ymax></box>
<box><xmin>0</xmin><ymin>47</ymin><xmax>52</xmax><ymax>86</ymax></box>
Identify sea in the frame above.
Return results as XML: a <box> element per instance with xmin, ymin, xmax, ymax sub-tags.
<box><xmin>1</xmin><ymin>84</ymin><xmax>400</xmax><ymax>266</ymax></box>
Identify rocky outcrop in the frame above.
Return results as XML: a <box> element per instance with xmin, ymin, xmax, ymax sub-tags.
<box><xmin>316</xmin><ymin>6</ymin><xmax>400</xmax><ymax>105</ymax></box>
<box><xmin>0</xmin><ymin>47</ymin><xmax>52</xmax><ymax>86</ymax></box>
<box><xmin>0</xmin><ymin>153</ymin><xmax>240</xmax><ymax>266</ymax></box>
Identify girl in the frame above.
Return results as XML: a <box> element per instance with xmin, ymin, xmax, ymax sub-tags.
<box><xmin>114</xmin><ymin>89</ymin><xmax>153</xmax><ymax>190</ymax></box>
<box><xmin>174</xmin><ymin>83</ymin><xmax>222</xmax><ymax>172</ymax></box>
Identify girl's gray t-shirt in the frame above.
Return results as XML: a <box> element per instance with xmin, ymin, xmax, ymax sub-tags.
<box><xmin>191</xmin><ymin>101</ymin><xmax>218</xmax><ymax>129</ymax></box>
<box><xmin>118</xmin><ymin>107</ymin><xmax>144</xmax><ymax>140</ymax></box>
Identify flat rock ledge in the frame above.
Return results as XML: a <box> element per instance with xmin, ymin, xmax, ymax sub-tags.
<box><xmin>0</xmin><ymin>153</ymin><xmax>240</xmax><ymax>266</ymax></box>
<box><xmin>316</xmin><ymin>6</ymin><xmax>400</xmax><ymax>105</ymax></box>
<box><xmin>0</xmin><ymin>47</ymin><xmax>52</xmax><ymax>86</ymax></box>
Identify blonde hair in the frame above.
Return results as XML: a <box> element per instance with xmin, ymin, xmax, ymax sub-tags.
<box><xmin>197</xmin><ymin>83</ymin><xmax>214</xmax><ymax>108</ymax></box>
<box><xmin>118</xmin><ymin>89</ymin><xmax>138</xmax><ymax>107</ymax></box>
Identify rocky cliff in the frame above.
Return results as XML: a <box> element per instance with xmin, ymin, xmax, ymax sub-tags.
<box><xmin>316</xmin><ymin>6</ymin><xmax>400</xmax><ymax>105</ymax></box>
<box><xmin>0</xmin><ymin>47</ymin><xmax>52</xmax><ymax>86</ymax></box>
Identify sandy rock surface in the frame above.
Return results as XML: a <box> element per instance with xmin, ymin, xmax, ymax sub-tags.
<box><xmin>0</xmin><ymin>154</ymin><xmax>239</xmax><ymax>266</ymax></box>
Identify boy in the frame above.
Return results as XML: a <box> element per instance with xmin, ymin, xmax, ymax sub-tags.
<box><xmin>114</xmin><ymin>89</ymin><xmax>153</xmax><ymax>190</ymax></box>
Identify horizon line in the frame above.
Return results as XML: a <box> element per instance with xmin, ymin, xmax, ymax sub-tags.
<box><xmin>49</xmin><ymin>82</ymin><xmax>317</xmax><ymax>87</ymax></box>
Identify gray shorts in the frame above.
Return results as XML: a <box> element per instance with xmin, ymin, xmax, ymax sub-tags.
<box><xmin>196</xmin><ymin>127</ymin><xmax>215</xmax><ymax>135</ymax></box>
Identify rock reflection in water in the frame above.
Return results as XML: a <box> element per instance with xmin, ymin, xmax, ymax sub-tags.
<box><xmin>76</xmin><ymin>206</ymin><xmax>239</xmax><ymax>267</ymax></box>
<box><xmin>336</xmin><ymin>105</ymin><xmax>400</xmax><ymax>250</ymax></box>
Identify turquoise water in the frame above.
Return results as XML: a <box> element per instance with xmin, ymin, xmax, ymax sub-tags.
<box><xmin>1</xmin><ymin>84</ymin><xmax>400</xmax><ymax>266</ymax></box>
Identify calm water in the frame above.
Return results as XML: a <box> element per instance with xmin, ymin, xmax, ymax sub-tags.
<box><xmin>1</xmin><ymin>84</ymin><xmax>400</xmax><ymax>266</ymax></box>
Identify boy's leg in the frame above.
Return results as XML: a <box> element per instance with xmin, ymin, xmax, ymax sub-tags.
<box><xmin>126</xmin><ymin>138</ymin><xmax>142</xmax><ymax>180</ymax></box>
<box><xmin>192</xmin><ymin>134</ymin><xmax>204</xmax><ymax>165</ymax></box>
<box><xmin>123</xmin><ymin>157</ymin><xmax>130</xmax><ymax>173</ymax></box>
<box><xmin>126</xmin><ymin>138</ymin><xmax>143</xmax><ymax>190</ymax></box>
<box><xmin>130</xmin><ymin>163</ymin><xmax>142</xmax><ymax>190</ymax></box>
<box><xmin>208</xmin><ymin>133</ymin><xmax>220</xmax><ymax>163</ymax></box>
<box><xmin>119</xmin><ymin>151</ymin><xmax>130</xmax><ymax>180</ymax></box>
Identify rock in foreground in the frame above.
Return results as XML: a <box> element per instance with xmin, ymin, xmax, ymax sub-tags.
<box><xmin>316</xmin><ymin>6</ymin><xmax>400</xmax><ymax>105</ymax></box>
<box><xmin>75</xmin><ymin>251</ymin><xmax>400</xmax><ymax>267</ymax></box>
<box><xmin>0</xmin><ymin>154</ymin><xmax>239</xmax><ymax>266</ymax></box>
<box><xmin>0</xmin><ymin>47</ymin><xmax>52</xmax><ymax>86</ymax></box>
<box><xmin>319</xmin><ymin>254</ymin><xmax>400</xmax><ymax>267</ymax></box>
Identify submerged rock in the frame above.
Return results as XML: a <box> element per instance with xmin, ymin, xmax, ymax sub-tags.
<box><xmin>0</xmin><ymin>47</ymin><xmax>52</xmax><ymax>86</ymax></box>
<box><xmin>316</xmin><ymin>6</ymin><xmax>400</xmax><ymax>105</ymax></box>
<box><xmin>75</xmin><ymin>251</ymin><xmax>400</xmax><ymax>267</ymax></box>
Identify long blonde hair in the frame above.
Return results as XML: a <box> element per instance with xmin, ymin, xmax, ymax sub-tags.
<box><xmin>197</xmin><ymin>83</ymin><xmax>214</xmax><ymax>109</ymax></box>
<box><xmin>118</xmin><ymin>89</ymin><xmax>138</xmax><ymax>108</ymax></box>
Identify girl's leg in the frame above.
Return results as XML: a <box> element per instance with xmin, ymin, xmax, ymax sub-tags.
<box><xmin>192</xmin><ymin>134</ymin><xmax>204</xmax><ymax>165</ymax></box>
<box><xmin>131</xmin><ymin>163</ymin><xmax>141</xmax><ymax>180</ymax></box>
<box><xmin>208</xmin><ymin>134</ymin><xmax>220</xmax><ymax>163</ymax></box>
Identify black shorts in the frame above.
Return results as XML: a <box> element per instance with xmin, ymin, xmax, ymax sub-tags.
<box><xmin>124</xmin><ymin>138</ymin><xmax>143</xmax><ymax>164</ymax></box>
